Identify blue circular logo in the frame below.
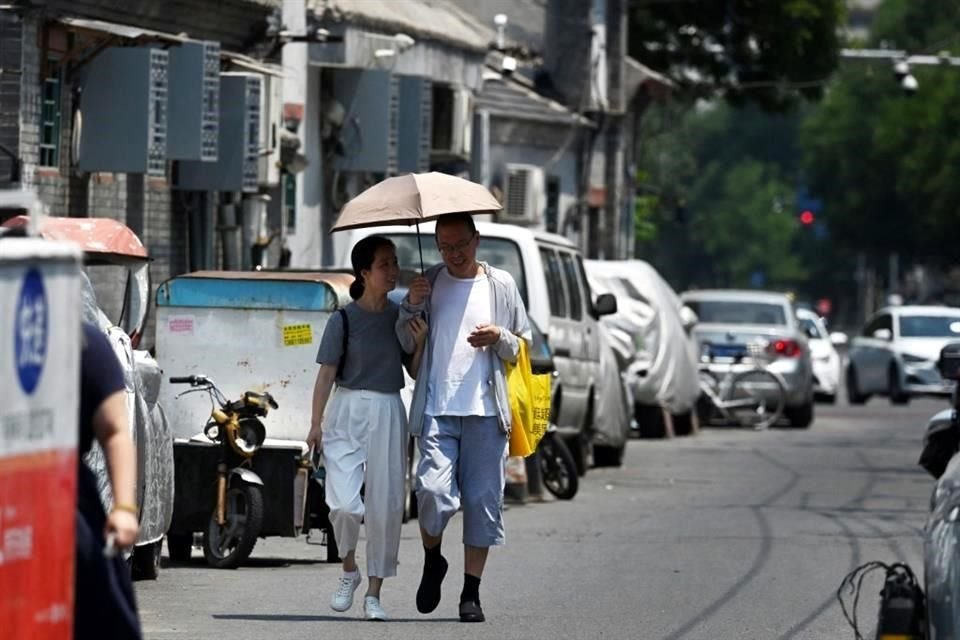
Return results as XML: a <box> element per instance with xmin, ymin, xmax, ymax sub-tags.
<box><xmin>14</xmin><ymin>268</ymin><xmax>48</xmax><ymax>395</ymax></box>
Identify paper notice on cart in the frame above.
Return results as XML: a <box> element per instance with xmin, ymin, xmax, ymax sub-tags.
<box><xmin>282</xmin><ymin>323</ymin><xmax>313</xmax><ymax>346</ymax></box>
<box><xmin>0</xmin><ymin>239</ymin><xmax>81</xmax><ymax>640</ymax></box>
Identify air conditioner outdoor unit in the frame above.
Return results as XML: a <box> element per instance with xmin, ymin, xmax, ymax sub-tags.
<box><xmin>166</xmin><ymin>40</ymin><xmax>220</xmax><ymax>162</ymax></box>
<box><xmin>77</xmin><ymin>47</ymin><xmax>169</xmax><ymax>176</ymax></box>
<box><xmin>173</xmin><ymin>73</ymin><xmax>262</xmax><ymax>193</ymax></box>
<box><xmin>331</xmin><ymin>69</ymin><xmax>398</xmax><ymax>174</ymax></box>
<box><xmin>501</xmin><ymin>163</ymin><xmax>545</xmax><ymax>224</ymax></box>
<box><xmin>257</xmin><ymin>73</ymin><xmax>282</xmax><ymax>187</ymax></box>
<box><xmin>396</xmin><ymin>76</ymin><xmax>432</xmax><ymax>173</ymax></box>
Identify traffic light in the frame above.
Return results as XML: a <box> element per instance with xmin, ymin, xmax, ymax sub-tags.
<box><xmin>799</xmin><ymin>210</ymin><xmax>815</xmax><ymax>226</ymax></box>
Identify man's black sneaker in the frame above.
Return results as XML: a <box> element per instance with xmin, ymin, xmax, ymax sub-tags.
<box><xmin>416</xmin><ymin>554</ymin><xmax>448</xmax><ymax>614</ymax></box>
<box><xmin>459</xmin><ymin>599</ymin><xmax>485</xmax><ymax>623</ymax></box>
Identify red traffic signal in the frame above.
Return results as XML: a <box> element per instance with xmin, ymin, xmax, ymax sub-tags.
<box><xmin>799</xmin><ymin>210</ymin><xmax>815</xmax><ymax>226</ymax></box>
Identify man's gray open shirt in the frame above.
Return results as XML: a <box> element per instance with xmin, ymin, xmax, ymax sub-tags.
<box><xmin>396</xmin><ymin>261</ymin><xmax>531</xmax><ymax>436</ymax></box>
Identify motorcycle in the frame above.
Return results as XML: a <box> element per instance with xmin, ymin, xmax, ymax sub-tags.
<box><xmin>538</xmin><ymin>425</ymin><xmax>579</xmax><ymax>500</ymax></box>
<box><xmin>168</xmin><ymin>375</ymin><xmax>276</xmax><ymax>568</ymax></box>
<box><xmin>528</xmin><ymin>314</ymin><xmax>579</xmax><ymax>500</ymax></box>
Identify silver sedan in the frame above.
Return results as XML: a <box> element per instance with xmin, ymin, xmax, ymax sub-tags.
<box><xmin>846</xmin><ymin>305</ymin><xmax>960</xmax><ymax>404</ymax></box>
<box><xmin>679</xmin><ymin>289</ymin><xmax>816</xmax><ymax>427</ymax></box>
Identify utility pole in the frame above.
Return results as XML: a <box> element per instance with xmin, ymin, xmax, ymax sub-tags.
<box><xmin>603</xmin><ymin>0</ymin><xmax>626</xmax><ymax>259</ymax></box>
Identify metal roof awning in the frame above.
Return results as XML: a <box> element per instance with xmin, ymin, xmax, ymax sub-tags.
<box><xmin>58</xmin><ymin>16</ymin><xmax>192</xmax><ymax>44</ymax></box>
<box><xmin>221</xmin><ymin>52</ymin><xmax>284</xmax><ymax>77</ymax></box>
<box><xmin>52</xmin><ymin>16</ymin><xmax>283</xmax><ymax>77</ymax></box>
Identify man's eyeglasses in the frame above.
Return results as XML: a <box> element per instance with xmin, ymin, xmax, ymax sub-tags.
<box><xmin>437</xmin><ymin>234</ymin><xmax>476</xmax><ymax>255</ymax></box>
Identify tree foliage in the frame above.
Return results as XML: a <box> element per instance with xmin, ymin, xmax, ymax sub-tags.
<box><xmin>627</xmin><ymin>0</ymin><xmax>845</xmax><ymax>110</ymax></box>
<box><xmin>634</xmin><ymin>102</ymin><xmax>808</xmax><ymax>290</ymax></box>
<box><xmin>801</xmin><ymin>0</ymin><xmax>960</xmax><ymax>266</ymax></box>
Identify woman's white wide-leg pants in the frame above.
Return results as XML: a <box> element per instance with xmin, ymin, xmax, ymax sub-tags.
<box><xmin>321</xmin><ymin>387</ymin><xmax>407</xmax><ymax>578</ymax></box>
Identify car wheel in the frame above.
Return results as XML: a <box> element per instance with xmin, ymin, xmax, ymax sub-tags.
<box><xmin>846</xmin><ymin>366</ymin><xmax>869</xmax><ymax>405</ymax></box>
<box><xmin>889</xmin><ymin>366</ymin><xmax>910</xmax><ymax>405</ymax></box>
<box><xmin>784</xmin><ymin>402</ymin><xmax>814</xmax><ymax>428</ymax></box>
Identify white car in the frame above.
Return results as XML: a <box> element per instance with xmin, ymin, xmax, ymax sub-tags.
<box><xmin>796</xmin><ymin>308</ymin><xmax>841</xmax><ymax>403</ymax></box>
<box><xmin>847</xmin><ymin>305</ymin><xmax>960</xmax><ymax>404</ymax></box>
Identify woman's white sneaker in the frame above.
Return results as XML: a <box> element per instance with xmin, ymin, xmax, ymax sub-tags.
<box><xmin>330</xmin><ymin>570</ymin><xmax>362</xmax><ymax>612</ymax></box>
<box><xmin>363</xmin><ymin>595</ymin><xmax>388</xmax><ymax>621</ymax></box>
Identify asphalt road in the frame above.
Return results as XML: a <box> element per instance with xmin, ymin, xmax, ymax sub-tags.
<box><xmin>136</xmin><ymin>396</ymin><xmax>945</xmax><ymax>640</ymax></box>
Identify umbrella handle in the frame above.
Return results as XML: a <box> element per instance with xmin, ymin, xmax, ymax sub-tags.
<box><xmin>416</xmin><ymin>223</ymin><xmax>424</xmax><ymax>274</ymax></box>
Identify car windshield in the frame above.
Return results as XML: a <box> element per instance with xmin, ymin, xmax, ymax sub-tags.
<box><xmin>684</xmin><ymin>300</ymin><xmax>788</xmax><ymax>326</ymax></box>
<box><xmin>382</xmin><ymin>234</ymin><xmax>528</xmax><ymax>306</ymax></box>
<box><xmin>799</xmin><ymin>316</ymin><xmax>823</xmax><ymax>339</ymax></box>
<box><xmin>898</xmin><ymin>315</ymin><xmax>960</xmax><ymax>338</ymax></box>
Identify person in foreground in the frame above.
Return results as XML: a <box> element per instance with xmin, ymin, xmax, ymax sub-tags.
<box><xmin>397</xmin><ymin>213</ymin><xmax>531</xmax><ymax>623</ymax></box>
<box><xmin>75</xmin><ymin>322</ymin><xmax>142</xmax><ymax>639</ymax></box>
<box><xmin>306</xmin><ymin>235</ymin><xmax>427</xmax><ymax>621</ymax></box>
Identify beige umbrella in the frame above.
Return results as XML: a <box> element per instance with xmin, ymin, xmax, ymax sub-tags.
<box><xmin>330</xmin><ymin>172</ymin><xmax>502</xmax><ymax>270</ymax></box>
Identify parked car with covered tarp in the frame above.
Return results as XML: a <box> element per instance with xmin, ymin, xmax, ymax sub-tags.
<box><xmin>2</xmin><ymin>214</ymin><xmax>173</xmax><ymax>579</ymax></box>
<box><xmin>585</xmin><ymin>260</ymin><xmax>701</xmax><ymax>437</ymax></box>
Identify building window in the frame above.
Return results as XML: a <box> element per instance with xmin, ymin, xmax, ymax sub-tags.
<box><xmin>39</xmin><ymin>56</ymin><xmax>62</xmax><ymax>168</ymax></box>
<box><xmin>283</xmin><ymin>172</ymin><xmax>297</xmax><ymax>233</ymax></box>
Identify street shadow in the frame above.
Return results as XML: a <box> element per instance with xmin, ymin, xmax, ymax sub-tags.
<box><xmin>161</xmin><ymin>557</ymin><xmax>327</xmax><ymax>569</ymax></box>
<box><xmin>213</xmin><ymin>613</ymin><xmax>459</xmax><ymax>623</ymax></box>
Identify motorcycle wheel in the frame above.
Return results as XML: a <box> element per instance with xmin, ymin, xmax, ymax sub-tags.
<box><xmin>202</xmin><ymin>481</ymin><xmax>264</xmax><ymax>569</ymax></box>
<box><xmin>539</xmin><ymin>432</ymin><xmax>579</xmax><ymax>500</ymax></box>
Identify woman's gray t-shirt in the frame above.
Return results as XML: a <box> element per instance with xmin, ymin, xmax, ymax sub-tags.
<box><xmin>316</xmin><ymin>301</ymin><xmax>406</xmax><ymax>392</ymax></box>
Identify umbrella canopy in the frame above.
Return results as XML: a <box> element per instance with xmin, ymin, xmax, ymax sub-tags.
<box><xmin>330</xmin><ymin>172</ymin><xmax>501</xmax><ymax>232</ymax></box>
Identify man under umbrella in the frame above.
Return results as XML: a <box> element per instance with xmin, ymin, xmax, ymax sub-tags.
<box><xmin>396</xmin><ymin>213</ymin><xmax>530</xmax><ymax>623</ymax></box>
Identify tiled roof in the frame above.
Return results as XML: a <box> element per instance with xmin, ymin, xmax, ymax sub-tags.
<box><xmin>476</xmin><ymin>74</ymin><xmax>593</xmax><ymax>127</ymax></box>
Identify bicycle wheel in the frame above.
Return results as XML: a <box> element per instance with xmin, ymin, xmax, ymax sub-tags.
<box><xmin>725</xmin><ymin>369</ymin><xmax>785</xmax><ymax>429</ymax></box>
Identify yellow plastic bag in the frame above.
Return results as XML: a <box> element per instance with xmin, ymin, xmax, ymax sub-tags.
<box><xmin>506</xmin><ymin>340</ymin><xmax>551</xmax><ymax>457</ymax></box>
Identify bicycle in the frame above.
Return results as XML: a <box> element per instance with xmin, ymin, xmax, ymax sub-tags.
<box><xmin>696</xmin><ymin>341</ymin><xmax>787</xmax><ymax>429</ymax></box>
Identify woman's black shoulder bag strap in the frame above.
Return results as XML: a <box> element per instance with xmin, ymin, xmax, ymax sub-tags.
<box><xmin>336</xmin><ymin>308</ymin><xmax>349</xmax><ymax>381</ymax></box>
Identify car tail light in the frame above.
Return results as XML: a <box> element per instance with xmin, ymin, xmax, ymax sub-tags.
<box><xmin>769</xmin><ymin>339</ymin><xmax>801</xmax><ymax>358</ymax></box>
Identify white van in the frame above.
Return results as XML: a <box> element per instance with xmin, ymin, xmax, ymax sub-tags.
<box><xmin>338</xmin><ymin>221</ymin><xmax>619</xmax><ymax>473</ymax></box>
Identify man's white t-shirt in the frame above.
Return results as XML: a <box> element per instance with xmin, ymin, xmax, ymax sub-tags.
<box><xmin>426</xmin><ymin>268</ymin><xmax>497</xmax><ymax>417</ymax></box>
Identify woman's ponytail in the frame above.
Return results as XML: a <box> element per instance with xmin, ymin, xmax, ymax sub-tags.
<box><xmin>349</xmin><ymin>279</ymin><xmax>365</xmax><ymax>300</ymax></box>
